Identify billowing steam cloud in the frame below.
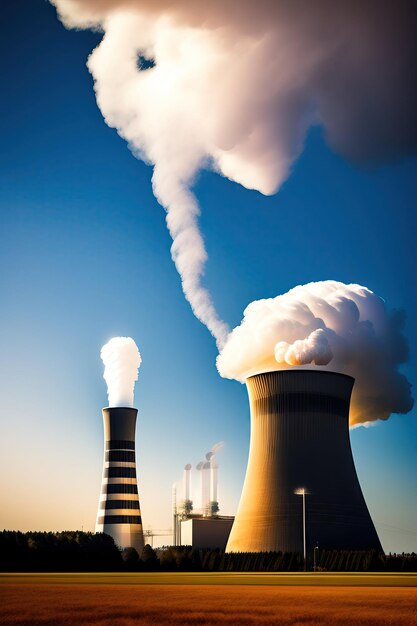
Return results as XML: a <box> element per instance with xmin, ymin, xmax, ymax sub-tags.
<box><xmin>217</xmin><ymin>281</ymin><xmax>413</xmax><ymax>427</ymax></box>
<box><xmin>51</xmin><ymin>0</ymin><xmax>417</xmax><ymax>348</ymax></box>
<box><xmin>275</xmin><ymin>328</ymin><xmax>333</xmax><ymax>367</ymax></box>
<box><xmin>101</xmin><ymin>336</ymin><xmax>141</xmax><ymax>407</ymax></box>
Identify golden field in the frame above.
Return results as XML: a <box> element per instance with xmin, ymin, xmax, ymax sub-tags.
<box><xmin>0</xmin><ymin>573</ymin><xmax>416</xmax><ymax>625</ymax></box>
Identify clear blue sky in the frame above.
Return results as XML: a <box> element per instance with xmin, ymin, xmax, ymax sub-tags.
<box><xmin>0</xmin><ymin>0</ymin><xmax>416</xmax><ymax>552</ymax></box>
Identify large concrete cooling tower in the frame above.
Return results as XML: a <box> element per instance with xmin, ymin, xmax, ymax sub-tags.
<box><xmin>226</xmin><ymin>370</ymin><xmax>382</xmax><ymax>554</ymax></box>
<box><xmin>95</xmin><ymin>407</ymin><xmax>144</xmax><ymax>553</ymax></box>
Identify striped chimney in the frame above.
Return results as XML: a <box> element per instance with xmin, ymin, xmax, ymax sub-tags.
<box><xmin>95</xmin><ymin>407</ymin><xmax>144</xmax><ymax>553</ymax></box>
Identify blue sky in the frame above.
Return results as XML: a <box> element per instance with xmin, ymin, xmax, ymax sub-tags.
<box><xmin>0</xmin><ymin>1</ymin><xmax>416</xmax><ymax>551</ymax></box>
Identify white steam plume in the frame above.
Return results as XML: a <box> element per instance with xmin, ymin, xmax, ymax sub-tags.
<box><xmin>101</xmin><ymin>336</ymin><xmax>141</xmax><ymax>407</ymax></box>
<box><xmin>205</xmin><ymin>441</ymin><xmax>224</xmax><ymax>461</ymax></box>
<box><xmin>51</xmin><ymin>1</ymin><xmax>417</xmax><ymax>348</ymax></box>
<box><xmin>275</xmin><ymin>328</ymin><xmax>333</xmax><ymax>367</ymax></box>
<box><xmin>217</xmin><ymin>281</ymin><xmax>413</xmax><ymax>427</ymax></box>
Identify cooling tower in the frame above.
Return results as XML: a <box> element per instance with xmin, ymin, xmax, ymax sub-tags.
<box><xmin>95</xmin><ymin>407</ymin><xmax>144</xmax><ymax>553</ymax></box>
<box><xmin>226</xmin><ymin>370</ymin><xmax>382</xmax><ymax>554</ymax></box>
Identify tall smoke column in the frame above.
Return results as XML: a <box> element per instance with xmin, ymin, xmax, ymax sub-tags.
<box><xmin>101</xmin><ymin>337</ymin><xmax>141</xmax><ymax>408</ymax></box>
<box><xmin>96</xmin><ymin>336</ymin><xmax>144</xmax><ymax>552</ymax></box>
<box><xmin>217</xmin><ymin>281</ymin><xmax>413</xmax><ymax>426</ymax></box>
<box><xmin>51</xmin><ymin>1</ymin><xmax>417</xmax><ymax>347</ymax></box>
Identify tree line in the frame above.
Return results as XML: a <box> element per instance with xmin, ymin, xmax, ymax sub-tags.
<box><xmin>1</xmin><ymin>531</ymin><xmax>416</xmax><ymax>572</ymax></box>
<box><xmin>0</xmin><ymin>531</ymin><xmax>121</xmax><ymax>572</ymax></box>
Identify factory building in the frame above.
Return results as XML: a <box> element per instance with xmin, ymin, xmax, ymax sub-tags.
<box><xmin>96</xmin><ymin>407</ymin><xmax>144</xmax><ymax>553</ymax></box>
<box><xmin>180</xmin><ymin>517</ymin><xmax>234</xmax><ymax>550</ymax></box>
<box><xmin>173</xmin><ymin>445</ymin><xmax>233</xmax><ymax>549</ymax></box>
<box><xmin>227</xmin><ymin>370</ymin><xmax>382</xmax><ymax>554</ymax></box>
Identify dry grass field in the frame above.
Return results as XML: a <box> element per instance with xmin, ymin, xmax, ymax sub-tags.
<box><xmin>0</xmin><ymin>573</ymin><xmax>416</xmax><ymax>626</ymax></box>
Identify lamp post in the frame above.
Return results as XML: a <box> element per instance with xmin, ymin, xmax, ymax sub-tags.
<box><xmin>314</xmin><ymin>543</ymin><xmax>319</xmax><ymax>572</ymax></box>
<box><xmin>294</xmin><ymin>487</ymin><xmax>309</xmax><ymax>571</ymax></box>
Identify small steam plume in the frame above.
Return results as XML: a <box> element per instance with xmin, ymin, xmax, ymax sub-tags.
<box><xmin>101</xmin><ymin>336</ymin><xmax>141</xmax><ymax>407</ymax></box>
<box><xmin>51</xmin><ymin>1</ymin><xmax>417</xmax><ymax>348</ymax></box>
<box><xmin>217</xmin><ymin>281</ymin><xmax>413</xmax><ymax>427</ymax></box>
<box><xmin>206</xmin><ymin>441</ymin><xmax>224</xmax><ymax>462</ymax></box>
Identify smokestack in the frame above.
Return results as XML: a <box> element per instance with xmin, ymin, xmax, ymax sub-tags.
<box><xmin>183</xmin><ymin>464</ymin><xmax>192</xmax><ymax>502</ymax></box>
<box><xmin>202</xmin><ymin>462</ymin><xmax>211</xmax><ymax>515</ymax></box>
<box><xmin>95</xmin><ymin>407</ymin><xmax>144</xmax><ymax>553</ymax></box>
<box><xmin>181</xmin><ymin>464</ymin><xmax>193</xmax><ymax>517</ymax></box>
<box><xmin>197</xmin><ymin>461</ymin><xmax>211</xmax><ymax>515</ymax></box>
<box><xmin>226</xmin><ymin>370</ymin><xmax>382</xmax><ymax>554</ymax></box>
<box><xmin>96</xmin><ymin>337</ymin><xmax>144</xmax><ymax>552</ymax></box>
<box><xmin>208</xmin><ymin>442</ymin><xmax>223</xmax><ymax>506</ymax></box>
<box><xmin>172</xmin><ymin>482</ymin><xmax>178</xmax><ymax>546</ymax></box>
<box><xmin>210</xmin><ymin>461</ymin><xmax>218</xmax><ymax>504</ymax></box>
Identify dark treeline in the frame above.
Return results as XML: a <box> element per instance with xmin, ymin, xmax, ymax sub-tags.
<box><xmin>1</xmin><ymin>531</ymin><xmax>416</xmax><ymax>572</ymax></box>
<box><xmin>154</xmin><ymin>546</ymin><xmax>417</xmax><ymax>573</ymax></box>
<box><xmin>0</xmin><ymin>531</ymin><xmax>121</xmax><ymax>572</ymax></box>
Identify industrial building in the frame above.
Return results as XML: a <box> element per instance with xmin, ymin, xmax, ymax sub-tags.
<box><xmin>173</xmin><ymin>446</ymin><xmax>233</xmax><ymax>549</ymax></box>
<box><xmin>227</xmin><ymin>370</ymin><xmax>382</xmax><ymax>554</ymax></box>
<box><xmin>180</xmin><ymin>517</ymin><xmax>234</xmax><ymax>550</ymax></box>
<box><xmin>95</xmin><ymin>407</ymin><xmax>144</xmax><ymax>553</ymax></box>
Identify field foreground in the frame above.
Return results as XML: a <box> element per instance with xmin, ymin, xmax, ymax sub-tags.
<box><xmin>1</xmin><ymin>573</ymin><xmax>416</xmax><ymax>625</ymax></box>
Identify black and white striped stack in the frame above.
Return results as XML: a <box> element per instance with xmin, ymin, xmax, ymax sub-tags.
<box><xmin>95</xmin><ymin>407</ymin><xmax>144</xmax><ymax>553</ymax></box>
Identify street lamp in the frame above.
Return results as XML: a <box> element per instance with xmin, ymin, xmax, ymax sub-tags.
<box><xmin>294</xmin><ymin>487</ymin><xmax>309</xmax><ymax>570</ymax></box>
<box><xmin>314</xmin><ymin>543</ymin><xmax>319</xmax><ymax>572</ymax></box>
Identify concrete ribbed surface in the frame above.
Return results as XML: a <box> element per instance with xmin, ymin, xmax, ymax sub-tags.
<box><xmin>226</xmin><ymin>371</ymin><xmax>381</xmax><ymax>555</ymax></box>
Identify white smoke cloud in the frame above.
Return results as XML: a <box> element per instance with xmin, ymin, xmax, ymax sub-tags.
<box><xmin>101</xmin><ymin>336</ymin><xmax>141</xmax><ymax>407</ymax></box>
<box><xmin>275</xmin><ymin>328</ymin><xmax>333</xmax><ymax>367</ymax></box>
<box><xmin>50</xmin><ymin>0</ymin><xmax>417</xmax><ymax>349</ymax></box>
<box><xmin>217</xmin><ymin>281</ymin><xmax>413</xmax><ymax>427</ymax></box>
